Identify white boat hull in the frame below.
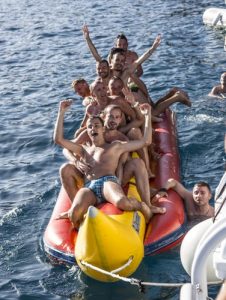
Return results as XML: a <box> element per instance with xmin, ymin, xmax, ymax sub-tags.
<box><xmin>203</xmin><ymin>7</ymin><xmax>226</xmax><ymax>27</ymax></box>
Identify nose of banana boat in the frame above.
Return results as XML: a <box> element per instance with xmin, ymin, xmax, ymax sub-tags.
<box><xmin>75</xmin><ymin>206</ymin><xmax>144</xmax><ymax>282</ymax></box>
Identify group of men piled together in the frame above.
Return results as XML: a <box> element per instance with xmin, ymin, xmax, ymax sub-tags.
<box><xmin>53</xmin><ymin>25</ymin><xmax>218</xmax><ymax>229</ymax></box>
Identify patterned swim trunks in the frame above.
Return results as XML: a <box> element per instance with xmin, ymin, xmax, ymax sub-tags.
<box><xmin>84</xmin><ymin>175</ymin><xmax>119</xmax><ymax>204</ymax></box>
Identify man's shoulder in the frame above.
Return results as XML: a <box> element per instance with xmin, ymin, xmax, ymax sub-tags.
<box><xmin>83</xmin><ymin>96</ymin><xmax>93</xmax><ymax>106</ymax></box>
<box><xmin>127</xmin><ymin>49</ymin><xmax>138</xmax><ymax>59</ymax></box>
<box><xmin>211</xmin><ymin>85</ymin><xmax>221</xmax><ymax>95</ymax></box>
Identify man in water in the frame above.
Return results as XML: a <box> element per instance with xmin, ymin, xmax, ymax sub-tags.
<box><xmin>54</xmin><ymin>99</ymin><xmax>162</xmax><ymax>228</ymax></box>
<box><xmin>164</xmin><ymin>178</ymin><xmax>214</xmax><ymax>219</ymax></box>
<box><xmin>209</xmin><ymin>72</ymin><xmax>226</xmax><ymax>99</ymax></box>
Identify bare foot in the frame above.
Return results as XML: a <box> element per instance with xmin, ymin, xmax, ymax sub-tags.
<box><xmin>176</xmin><ymin>91</ymin><xmax>192</xmax><ymax>107</ymax></box>
<box><xmin>55</xmin><ymin>210</ymin><xmax>80</xmax><ymax>229</ymax></box>
<box><xmin>150</xmin><ymin>149</ymin><xmax>161</xmax><ymax>160</ymax></box>
<box><xmin>147</xmin><ymin>168</ymin><xmax>156</xmax><ymax>179</ymax></box>
<box><xmin>151</xmin><ymin>191</ymin><xmax>168</xmax><ymax>204</ymax></box>
<box><xmin>151</xmin><ymin>205</ymin><xmax>166</xmax><ymax>214</ymax></box>
<box><xmin>140</xmin><ymin>202</ymin><xmax>153</xmax><ymax>223</ymax></box>
<box><xmin>55</xmin><ymin>211</ymin><xmax>70</xmax><ymax>220</ymax></box>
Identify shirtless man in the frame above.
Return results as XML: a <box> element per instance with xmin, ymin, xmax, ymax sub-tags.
<box><xmin>75</xmin><ymin>78</ymin><xmax>140</xmax><ymax>137</ymax></box>
<box><xmin>71</xmin><ymin>78</ymin><xmax>92</xmax><ymax>106</ymax></box>
<box><xmin>84</xmin><ymin>79</ymin><xmax>137</xmax><ymax>128</ymax></box>
<box><xmin>82</xmin><ymin>25</ymin><xmax>191</xmax><ymax>114</ymax></box>
<box><xmin>96</xmin><ymin>60</ymin><xmax>111</xmax><ymax>88</ymax></box>
<box><xmin>61</xmin><ymin>104</ymin><xmax>164</xmax><ymax>211</ymax></box>
<box><xmin>82</xmin><ymin>25</ymin><xmax>143</xmax><ymax>77</ymax></box>
<box><xmin>107</xmin><ymin>77</ymin><xmax>154</xmax><ymax>177</ymax></box>
<box><xmin>108</xmin><ymin>37</ymin><xmax>161</xmax><ymax>86</ymax></box>
<box><xmin>54</xmin><ymin>99</ymin><xmax>156</xmax><ymax>228</ymax></box>
<box><xmin>59</xmin><ymin>104</ymin><xmax>128</xmax><ymax>204</ymax></box>
<box><xmin>209</xmin><ymin>72</ymin><xmax>226</xmax><ymax>99</ymax></box>
<box><xmin>164</xmin><ymin>178</ymin><xmax>214</xmax><ymax>219</ymax></box>
<box><xmin>102</xmin><ymin>104</ymin><xmax>160</xmax><ymax>204</ymax></box>
<box><xmin>112</xmin><ymin>33</ymin><xmax>143</xmax><ymax>77</ymax></box>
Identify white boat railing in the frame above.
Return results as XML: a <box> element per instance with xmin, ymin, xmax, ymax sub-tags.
<box><xmin>180</xmin><ymin>218</ymin><xmax>226</xmax><ymax>300</ymax></box>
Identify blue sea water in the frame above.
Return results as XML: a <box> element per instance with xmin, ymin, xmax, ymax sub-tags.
<box><xmin>0</xmin><ymin>0</ymin><xmax>225</xmax><ymax>299</ymax></box>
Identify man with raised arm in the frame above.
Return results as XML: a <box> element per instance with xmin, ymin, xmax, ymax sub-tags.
<box><xmin>82</xmin><ymin>24</ymin><xmax>161</xmax><ymax>85</ymax></box>
<box><xmin>82</xmin><ymin>25</ymin><xmax>143</xmax><ymax>77</ymax></box>
<box><xmin>164</xmin><ymin>178</ymin><xmax>214</xmax><ymax>219</ymax></box>
<box><xmin>108</xmin><ymin>36</ymin><xmax>161</xmax><ymax>86</ymax></box>
<box><xmin>60</xmin><ymin>104</ymin><xmax>166</xmax><ymax>215</ymax></box>
<box><xmin>54</xmin><ymin>99</ymin><xmax>155</xmax><ymax>228</ymax></box>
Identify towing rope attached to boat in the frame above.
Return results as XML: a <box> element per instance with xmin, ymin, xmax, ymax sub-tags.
<box><xmin>80</xmin><ymin>260</ymin><xmax>222</xmax><ymax>293</ymax></box>
<box><xmin>80</xmin><ymin>259</ymin><xmax>208</xmax><ymax>293</ymax></box>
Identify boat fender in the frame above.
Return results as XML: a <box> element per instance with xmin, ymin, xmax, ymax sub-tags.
<box><xmin>203</xmin><ymin>8</ymin><xmax>226</xmax><ymax>27</ymax></box>
<box><xmin>180</xmin><ymin>218</ymin><xmax>219</xmax><ymax>282</ymax></box>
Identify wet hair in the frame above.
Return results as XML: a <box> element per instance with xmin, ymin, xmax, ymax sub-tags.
<box><xmin>108</xmin><ymin>47</ymin><xmax>126</xmax><ymax>62</ymax></box>
<box><xmin>97</xmin><ymin>59</ymin><xmax>109</xmax><ymax>66</ymax></box>
<box><xmin>109</xmin><ymin>75</ymin><xmax>123</xmax><ymax>82</ymax></box>
<box><xmin>109</xmin><ymin>75</ymin><xmax>123</xmax><ymax>84</ymax></box>
<box><xmin>87</xmin><ymin>115</ymin><xmax>104</xmax><ymax>126</ymax></box>
<box><xmin>103</xmin><ymin>104</ymin><xmax>122</xmax><ymax>116</ymax></box>
<box><xmin>71</xmin><ymin>78</ymin><xmax>87</xmax><ymax>89</ymax></box>
<box><xmin>194</xmin><ymin>181</ymin><xmax>211</xmax><ymax>193</ymax></box>
<box><xmin>116</xmin><ymin>34</ymin><xmax>128</xmax><ymax>43</ymax></box>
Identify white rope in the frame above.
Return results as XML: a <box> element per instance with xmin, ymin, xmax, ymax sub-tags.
<box><xmin>80</xmin><ymin>260</ymin><xmax>134</xmax><ymax>283</ymax></box>
<box><xmin>80</xmin><ymin>259</ymin><xmax>223</xmax><ymax>291</ymax></box>
<box><xmin>111</xmin><ymin>256</ymin><xmax>133</xmax><ymax>274</ymax></box>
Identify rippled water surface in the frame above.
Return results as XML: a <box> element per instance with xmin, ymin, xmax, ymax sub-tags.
<box><xmin>0</xmin><ymin>0</ymin><xmax>225</xmax><ymax>299</ymax></box>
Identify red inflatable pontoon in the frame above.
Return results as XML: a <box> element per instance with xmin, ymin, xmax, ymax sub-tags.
<box><xmin>43</xmin><ymin>109</ymin><xmax>186</xmax><ymax>265</ymax></box>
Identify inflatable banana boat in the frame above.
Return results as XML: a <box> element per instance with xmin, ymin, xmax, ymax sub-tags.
<box><xmin>43</xmin><ymin>109</ymin><xmax>186</xmax><ymax>281</ymax></box>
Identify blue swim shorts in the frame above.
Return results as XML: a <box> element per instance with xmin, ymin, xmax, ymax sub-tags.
<box><xmin>84</xmin><ymin>175</ymin><xmax>119</xmax><ymax>204</ymax></box>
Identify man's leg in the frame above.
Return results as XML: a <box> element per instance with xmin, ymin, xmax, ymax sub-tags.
<box><xmin>121</xmin><ymin>158</ymin><xmax>151</xmax><ymax>206</ymax></box>
<box><xmin>60</xmin><ymin>163</ymin><xmax>84</xmax><ymax>202</ymax></box>
<box><xmin>127</xmin><ymin>128</ymin><xmax>155</xmax><ymax>178</ymax></box>
<box><xmin>153</xmin><ymin>89</ymin><xmax>191</xmax><ymax>116</ymax></box>
<box><xmin>121</xmin><ymin>158</ymin><xmax>166</xmax><ymax>214</ymax></box>
<box><xmin>58</xmin><ymin>187</ymin><xmax>97</xmax><ymax>229</ymax></box>
<box><xmin>103</xmin><ymin>180</ymin><xmax>153</xmax><ymax>223</ymax></box>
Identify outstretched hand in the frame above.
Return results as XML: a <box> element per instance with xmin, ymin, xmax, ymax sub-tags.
<box><xmin>82</xmin><ymin>24</ymin><xmax>89</xmax><ymax>39</ymax></box>
<box><xmin>139</xmin><ymin>103</ymin><xmax>151</xmax><ymax>115</ymax></box>
<box><xmin>122</xmin><ymin>87</ymin><xmax>136</xmax><ymax>106</ymax></box>
<box><xmin>76</xmin><ymin>157</ymin><xmax>92</xmax><ymax>175</ymax></box>
<box><xmin>55</xmin><ymin>209</ymin><xmax>73</xmax><ymax>221</ymax></box>
<box><xmin>152</xmin><ymin>34</ymin><xmax>161</xmax><ymax>50</ymax></box>
<box><xmin>59</xmin><ymin>99</ymin><xmax>73</xmax><ymax>113</ymax></box>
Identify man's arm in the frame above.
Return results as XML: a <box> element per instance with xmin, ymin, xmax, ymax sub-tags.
<box><xmin>53</xmin><ymin>100</ymin><xmax>83</xmax><ymax>156</ymax></box>
<box><xmin>129</xmin><ymin>73</ymin><xmax>149</xmax><ymax>99</ymax></box>
<box><xmin>113</xmin><ymin>97</ymin><xmax>136</xmax><ymax>120</ymax></box>
<box><xmin>116</xmin><ymin>103</ymin><xmax>152</xmax><ymax>153</ymax></box>
<box><xmin>82</xmin><ymin>25</ymin><xmax>102</xmax><ymax>62</ymax></box>
<box><xmin>208</xmin><ymin>86</ymin><xmax>223</xmax><ymax>98</ymax></box>
<box><xmin>130</xmin><ymin>51</ymin><xmax>143</xmax><ymax>77</ymax></box>
<box><xmin>164</xmin><ymin>178</ymin><xmax>195</xmax><ymax>213</ymax></box>
<box><xmin>164</xmin><ymin>178</ymin><xmax>192</xmax><ymax>199</ymax></box>
<box><xmin>63</xmin><ymin>148</ymin><xmax>77</xmax><ymax>163</ymax></box>
<box><xmin>129</xmin><ymin>34</ymin><xmax>161</xmax><ymax>74</ymax></box>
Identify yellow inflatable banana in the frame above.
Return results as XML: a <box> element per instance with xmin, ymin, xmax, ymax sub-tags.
<box><xmin>75</xmin><ymin>182</ymin><xmax>146</xmax><ymax>282</ymax></box>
